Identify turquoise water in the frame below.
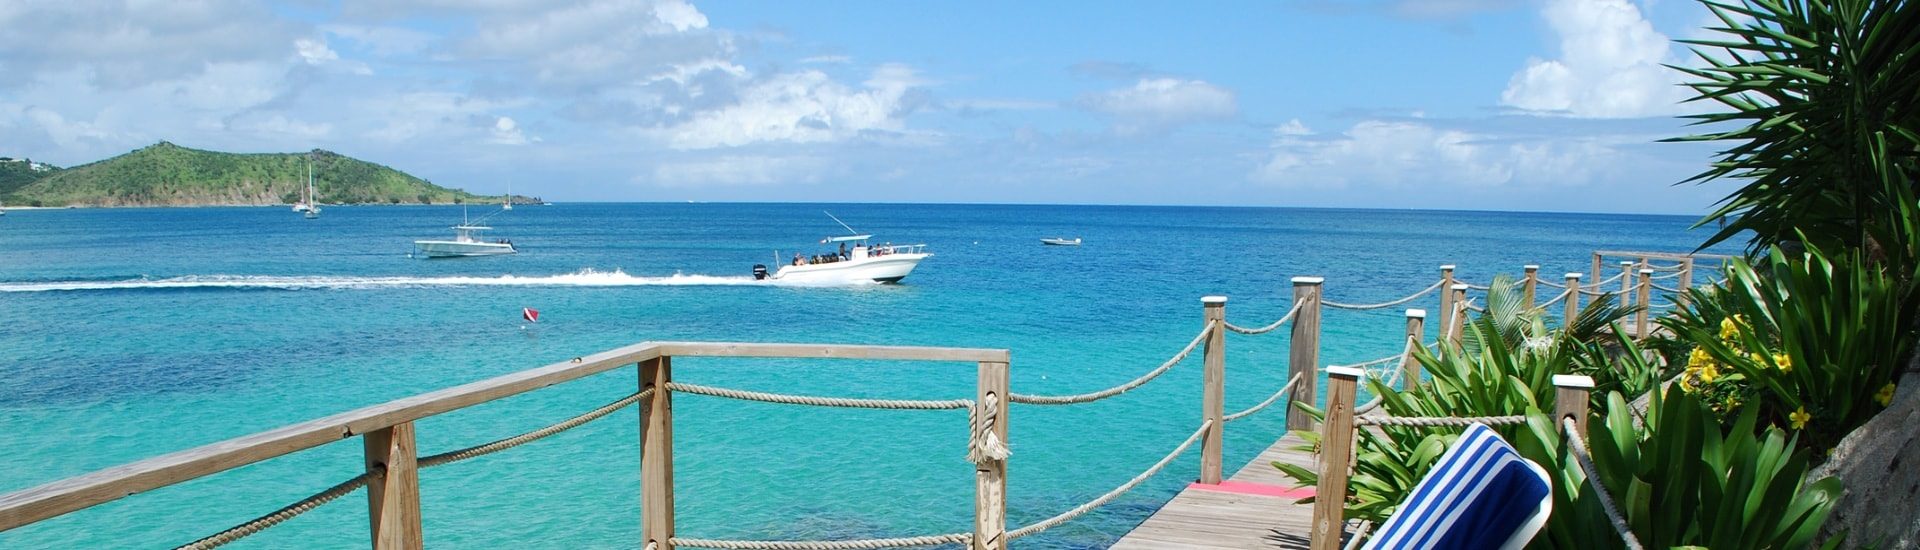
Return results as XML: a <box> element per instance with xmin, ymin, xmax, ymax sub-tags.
<box><xmin>0</xmin><ymin>204</ymin><xmax>1723</xmax><ymax>548</ymax></box>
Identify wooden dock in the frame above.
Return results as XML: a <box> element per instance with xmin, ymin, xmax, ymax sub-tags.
<box><xmin>1112</xmin><ymin>433</ymin><xmax>1327</xmax><ymax>549</ymax></box>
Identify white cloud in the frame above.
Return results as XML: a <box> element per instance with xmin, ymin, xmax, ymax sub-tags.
<box><xmin>1500</xmin><ymin>0</ymin><xmax>1688</xmax><ymax>117</ymax></box>
<box><xmin>321</xmin><ymin>24</ymin><xmax>437</xmax><ymax>56</ymax></box>
<box><xmin>1252</xmin><ymin>119</ymin><xmax>1621</xmax><ymax>189</ymax></box>
<box><xmin>1082</xmin><ymin>78</ymin><xmax>1237</xmax><ymax>133</ymax></box>
<box><xmin>457</xmin><ymin>0</ymin><xmax>729</xmax><ymax>89</ymax></box>
<box><xmin>650</xmin><ymin>155</ymin><xmax>830</xmax><ymax>186</ymax></box>
<box><xmin>0</xmin><ymin>0</ymin><xmax>297</xmax><ymax>89</ymax></box>
<box><xmin>295</xmin><ymin>38</ymin><xmax>373</xmax><ymax>75</ymax></box>
<box><xmin>663</xmin><ymin>64</ymin><xmax>928</xmax><ymax>150</ymax></box>
<box><xmin>489</xmin><ymin>116</ymin><xmax>532</xmax><ymax>145</ymax></box>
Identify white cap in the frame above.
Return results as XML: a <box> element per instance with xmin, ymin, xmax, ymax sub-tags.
<box><xmin>1451</xmin><ymin>284</ymin><xmax>1470</xmax><ymax>291</ymax></box>
<box><xmin>1524</xmin><ymin>264</ymin><xmax>1540</xmax><ymax>270</ymax></box>
<box><xmin>1552</xmin><ymin>374</ymin><xmax>1595</xmax><ymax>389</ymax></box>
<box><xmin>1565</xmin><ymin>273</ymin><xmax>1582</xmax><ymax>279</ymax></box>
<box><xmin>1439</xmin><ymin>264</ymin><xmax>1456</xmax><ymax>270</ymax></box>
<box><xmin>1327</xmin><ymin>366</ymin><xmax>1368</xmax><ymax>379</ymax></box>
<box><xmin>1405</xmin><ymin>309</ymin><xmax>1427</xmax><ymax>318</ymax></box>
<box><xmin>1620</xmin><ymin>260</ymin><xmax>1635</xmax><ymax>265</ymax></box>
<box><xmin>1639</xmin><ymin>268</ymin><xmax>1655</xmax><ymax>274</ymax></box>
<box><xmin>1292</xmin><ymin>276</ymin><xmax>1325</xmax><ymax>284</ymax></box>
<box><xmin>1201</xmin><ymin>296</ymin><xmax>1228</xmax><ymax>304</ymax></box>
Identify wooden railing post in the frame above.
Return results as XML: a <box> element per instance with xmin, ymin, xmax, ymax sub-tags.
<box><xmin>1522</xmin><ymin>264</ymin><xmax>1539</xmax><ymax>306</ymax></box>
<box><xmin>1437</xmin><ymin>265</ymin><xmax>1456</xmax><ymax>335</ymax></box>
<box><xmin>1635</xmin><ymin>268</ymin><xmax>1654</xmax><ymax>339</ymax></box>
<box><xmin>1591</xmin><ymin>253</ymin><xmax>1603</xmax><ymax>288</ymax></box>
<box><xmin>1618</xmin><ymin>261</ymin><xmax>1635</xmax><ymax>295</ymax></box>
<box><xmin>1288</xmin><ymin>278</ymin><xmax>1324</xmax><ymax>431</ymax></box>
<box><xmin>641</xmin><ymin>357</ymin><xmax>675</xmax><ymax>550</ymax></box>
<box><xmin>1310</xmin><ymin>367</ymin><xmax>1363</xmax><ymax>550</ymax></box>
<box><xmin>1402</xmin><ymin>309</ymin><xmax>1425</xmax><ymax>391</ymax></box>
<box><xmin>1200</xmin><ymin>296</ymin><xmax>1228</xmax><ymax>484</ymax></box>
<box><xmin>363</xmin><ymin>423</ymin><xmax>423</xmax><ymax>550</ymax></box>
<box><xmin>1553</xmin><ymin>374</ymin><xmax>1594</xmax><ymax>438</ymax></box>
<box><xmin>1447</xmin><ymin>283</ymin><xmax>1469</xmax><ymax>344</ymax></box>
<box><xmin>974</xmin><ymin>360</ymin><xmax>1011</xmax><ymax>550</ymax></box>
<box><xmin>1678</xmin><ymin>257</ymin><xmax>1696</xmax><ymax>305</ymax></box>
<box><xmin>1563</xmin><ymin>273</ymin><xmax>1582</xmax><ymax>323</ymax></box>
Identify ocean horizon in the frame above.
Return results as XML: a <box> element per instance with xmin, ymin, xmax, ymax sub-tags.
<box><xmin>0</xmin><ymin>203</ymin><xmax>1732</xmax><ymax>548</ymax></box>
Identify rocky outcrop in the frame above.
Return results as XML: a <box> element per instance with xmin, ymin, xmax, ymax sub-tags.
<box><xmin>1814</xmin><ymin>353</ymin><xmax>1920</xmax><ymax>548</ymax></box>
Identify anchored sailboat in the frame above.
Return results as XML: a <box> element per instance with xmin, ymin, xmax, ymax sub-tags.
<box><xmin>302</xmin><ymin>158</ymin><xmax>320</xmax><ymax>219</ymax></box>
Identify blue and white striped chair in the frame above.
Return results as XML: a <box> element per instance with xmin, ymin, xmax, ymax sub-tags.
<box><xmin>1361</xmin><ymin>423</ymin><xmax>1553</xmax><ymax>550</ymax></box>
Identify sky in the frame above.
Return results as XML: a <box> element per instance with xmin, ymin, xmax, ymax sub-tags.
<box><xmin>0</xmin><ymin>0</ymin><xmax>1740</xmax><ymax>214</ymax></box>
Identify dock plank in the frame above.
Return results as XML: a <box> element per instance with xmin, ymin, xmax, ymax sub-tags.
<box><xmin>1112</xmin><ymin>433</ymin><xmax>1334</xmax><ymax>549</ymax></box>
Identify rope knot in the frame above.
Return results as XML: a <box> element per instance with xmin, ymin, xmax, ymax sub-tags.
<box><xmin>967</xmin><ymin>393</ymin><xmax>1010</xmax><ymax>464</ymax></box>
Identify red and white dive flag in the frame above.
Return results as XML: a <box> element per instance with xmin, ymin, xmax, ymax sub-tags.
<box><xmin>522</xmin><ymin>308</ymin><xmax>540</xmax><ymax>323</ymax></box>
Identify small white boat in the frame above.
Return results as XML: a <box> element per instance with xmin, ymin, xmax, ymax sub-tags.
<box><xmin>502</xmin><ymin>180</ymin><xmax>513</xmax><ymax>211</ymax></box>
<box><xmin>754</xmin><ymin>213</ymin><xmax>929</xmax><ymax>284</ymax></box>
<box><xmin>1041</xmin><ymin>237</ymin><xmax>1081</xmax><ymax>246</ymax></box>
<box><xmin>297</xmin><ymin>158</ymin><xmax>320</xmax><ymax>218</ymax></box>
<box><xmin>414</xmin><ymin>208</ymin><xmax>516</xmax><ymax>258</ymax></box>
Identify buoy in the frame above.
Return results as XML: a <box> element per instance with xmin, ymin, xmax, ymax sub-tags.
<box><xmin>522</xmin><ymin>307</ymin><xmax>540</xmax><ymax>323</ymax></box>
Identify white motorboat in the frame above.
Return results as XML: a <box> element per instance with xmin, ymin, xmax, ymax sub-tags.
<box><xmin>754</xmin><ymin>213</ymin><xmax>929</xmax><ymax>284</ymax></box>
<box><xmin>414</xmin><ymin>208</ymin><xmax>516</xmax><ymax>258</ymax></box>
<box><xmin>1041</xmin><ymin>237</ymin><xmax>1081</xmax><ymax>246</ymax></box>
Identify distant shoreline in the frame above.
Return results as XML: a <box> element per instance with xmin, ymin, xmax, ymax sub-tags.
<box><xmin>4</xmin><ymin>202</ymin><xmax>505</xmax><ymax>210</ymax></box>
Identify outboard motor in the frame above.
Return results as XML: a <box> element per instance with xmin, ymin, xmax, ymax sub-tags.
<box><xmin>752</xmin><ymin>264</ymin><xmax>768</xmax><ymax>280</ymax></box>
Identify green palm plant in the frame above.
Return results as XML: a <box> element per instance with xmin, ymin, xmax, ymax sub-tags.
<box><xmin>1669</xmin><ymin>0</ymin><xmax>1920</xmax><ymax>262</ymax></box>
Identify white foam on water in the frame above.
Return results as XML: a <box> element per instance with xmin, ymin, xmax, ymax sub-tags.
<box><xmin>0</xmin><ymin>268</ymin><xmax>869</xmax><ymax>293</ymax></box>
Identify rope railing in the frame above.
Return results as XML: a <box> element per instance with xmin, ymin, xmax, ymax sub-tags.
<box><xmin>420</xmin><ymin>388</ymin><xmax>651</xmax><ymax>467</ymax></box>
<box><xmin>1592</xmin><ymin>272</ymin><xmax>1627</xmax><ymax>286</ymax></box>
<box><xmin>1646</xmin><ymin>261</ymin><xmax>1687</xmax><ymax>271</ymax></box>
<box><xmin>1537</xmin><ymin>279</ymin><xmax>1568</xmax><ymax>289</ymax></box>
<box><xmin>1649</xmin><ymin>271</ymin><xmax>1686</xmax><ymax>280</ymax></box>
<box><xmin>1564</xmin><ymin>417</ymin><xmax>1645</xmax><ymax>550</ymax></box>
<box><xmin>1322</xmin><ymin>279</ymin><xmax>1446</xmax><ymax>311</ymax></box>
<box><xmin>1354</xmin><ymin>414</ymin><xmax>1528</xmax><ymax>427</ymax></box>
<box><xmin>1461</xmin><ymin>299</ymin><xmax>1485</xmax><ymax>313</ymax></box>
<box><xmin>666</xmin><ymin>382</ymin><xmax>972</xmax><ymax>410</ymax></box>
<box><xmin>1224</xmin><ymin>373</ymin><xmax>1304</xmax><ymax>422</ymax></box>
<box><xmin>1008</xmin><ymin>321</ymin><xmax>1213</xmax><ymax>405</ymax></box>
<box><xmin>1006</xmin><ymin>420</ymin><xmax>1211</xmax><ymax>539</ymax></box>
<box><xmin>1224</xmin><ymin>301</ymin><xmax>1305</xmax><ymax>335</ymax></box>
<box><xmin>1538</xmin><ymin>288</ymin><xmax>1573</xmax><ymax>308</ymax></box>
<box><xmin>1650</xmin><ymin>283</ymin><xmax>1681</xmax><ymax>293</ymax></box>
<box><xmin>1456</xmin><ymin>282</ymin><xmax>1492</xmax><ymax>291</ymax></box>
<box><xmin>671</xmin><ymin>533</ymin><xmax>973</xmax><ymax>549</ymax></box>
<box><xmin>175</xmin><ymin>469</ymin><xmax>381</xmax><ymax>550</ymax></box>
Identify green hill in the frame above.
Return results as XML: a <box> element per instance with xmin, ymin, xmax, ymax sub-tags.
<box><xmin>6</xmin><ymin>142</ymin><xmax>518</xmax><ymax>207</ymax></box>
<box><xmin>0</xmin><ymin>157</ymin><xmax>59</xmax><ymax>200</ymax></box>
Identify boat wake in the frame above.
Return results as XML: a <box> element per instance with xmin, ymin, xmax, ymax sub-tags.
<box><xmin>0</xmin><ymin>268</ymin><xmax>867</xmax><ymax>293</ymax></box>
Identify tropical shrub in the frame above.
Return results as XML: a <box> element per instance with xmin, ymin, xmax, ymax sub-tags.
<box><xmin>1662</xmin><ymin>246</ymin><xmax>1915</xmax><ymax>449</ymax></box>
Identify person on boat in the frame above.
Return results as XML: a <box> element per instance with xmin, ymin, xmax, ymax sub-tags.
<box><xmin>838</xmin><ymin>242</ymin><xmax>847</xmax><ymax>260</ymax></box>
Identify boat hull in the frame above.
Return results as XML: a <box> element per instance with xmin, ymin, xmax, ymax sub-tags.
<box><xmin>773</xmin><ymin>253</ymin><xmax>928</xmax><ymax>283</ymax></box>
<box><xmin>414</xmin><ymin>240</ymin><xmax>516</xmax><ymax>258</ymax></box>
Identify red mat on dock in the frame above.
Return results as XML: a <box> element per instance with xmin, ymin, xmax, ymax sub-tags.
<box><xmin>1187</xmin><ymin>480</ymin><xmax>1314</xmax><ymax>499</ymax></box>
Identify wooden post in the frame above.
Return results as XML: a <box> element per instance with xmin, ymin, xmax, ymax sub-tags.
<box><xmin>1402</xmin><ymin>309</ymin><xmax>1425</xmax><ymax>390</ymax></box>
<box><xmin>1310</xmin><ymin>367</ymin><xmax>1363</xmax><ymax>550</ymax></box>
<box><xmin>1618</xmin><ymin>261</ymin><xmax>1634</xmax><ymax>295</ymax></box>
<box><xmin>1563</xmin><ymin>273</ymin><xmax>1582</xmax><ymax>323</ymax></box>
<box><xmin>1437</xmin><ymin>265</ymin><xmax>1456</xmax><ymax>336</ymax></box>
<box><xmin>1447</xmin><ymin>284</ymin><xmax>1469</xmax><ymax>344</ymax></box>
<box><xmin>1591</xmin><ymin>253</ymin><xmax>1602</xmax><ymax>288</ymax></box>
<box><xmin>1678</xmin><ymin>257</ymin><xmax>1696</xmax><ymax>305</ymax></box>
<box><xmin>1635</xmin><ymin>268</ymin><xmax>1654</xmax><ymax>339</ymax></box>
<box><xmin>363</xmin><ymin>423</ymin><xmax>424</xmax><ymax>550</ymax></box>
<box><xmin>1287</xmin><ymin>278</ymin><xmax>1324</xmax><ymax>431</ymax></box>
<box><xmin>1200</xmin><ymin>296</ymin><xmax>1227</xmax><ymax>485</ymax></box>
<box><xmin>974</xmin><ymin>360</ymin><xmax>1010</xmax><ymax>550</ymax></box>
<box><xmin>1522</xmin><ymin>265</ymin><xmax>1539</xmax><ymax>307</ymax></box>
<box><xmin>1553</xmin><ymin>374</ymin><xmax>1594</xmax><ymax>438</ymax></box>
<box><xmin>641</xmin><ymin>358</ymin><xmax>674</xmax><ymax>550</ymax></box>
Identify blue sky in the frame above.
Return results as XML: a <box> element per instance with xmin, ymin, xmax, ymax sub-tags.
<box><xmin>0</xmin><ymin>0</ymin><xmax>1736</xmax><ymax>213</ymax></box>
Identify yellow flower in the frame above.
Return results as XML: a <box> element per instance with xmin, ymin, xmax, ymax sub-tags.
<box><xmin>1748</xmin><ymin>352</ymin><xmax>1766</xmax><ymax>365</ymax></box>
<box><xmin>1877</xmin><ymin>383</ymin><xmax>1897</xmax><ymax>406</ymax></box>
<box><xmin>1697</xmin><ymin>363</ymin><xmax>1721</xmax><ymax>384</ymax></box>
<box><xmin>1773</xmin><ymin>353</ymin><xmax>1792</xmax><ymax>373</ymax></box>
<box><xmin>1789</xmin><ymin>407</ymin><xmax>1811</xmax><ymax>430</ymax></box>
<box><xmin>1719</xmin><ymin>316</ymin><xmax>1742</xmax><ymax>340</ymax></box>
<box><xmin>1688</xmin><ymin>348</ymin><xmax>1713</xmax><ymax>368</ymax></box>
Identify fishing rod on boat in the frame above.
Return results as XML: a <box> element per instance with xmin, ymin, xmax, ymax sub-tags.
<box><xmin>824</xmin><ymin>210</ymin><xmax>860</xmax><ymax>235</ymax></box>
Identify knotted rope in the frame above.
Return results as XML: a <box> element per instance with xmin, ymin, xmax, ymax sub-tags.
<box><xmin>174</xmin><ymin>469</ymin><xmax>380</xmax><ymax>550</ymax></box>
<box><xmin>1008</xmin><ymin>322</ymin><xmax>1213</xmax><ymax>405</ymax></box>
<box><xmin>1224</xmin><ymin>373</ymin><xmax>1304</xmax><ymax>422</ymax></box>
<box><xmin>1006</xmin><ymin>420</ymin><xmax>1212</xmax><ymax>539</ymax></box>
<box><xmin>1564</xmin><ymin>417</ymin><xmax>1645</xmax><ymax>550</ymax></box>
<box><xmin>1224</xmin><ymin>302</ymin><xmax>1305</xmax><ymax>334</ymax></box>
<box><xmin>666</xmin><ymin>382</ymin><xmax>971</xmax><ymax>410</ymax></box>
<box><xmin>1322</xmin><ymin>279</ymin><xmax>1447</xmax><ymax>311</ymax></box>
<box><xmin>967</xmin><ymin>392</ymin><xmax>1011</xmax><ymax>464</ymax></box>
<box><xmin>1354</xmin><ymin>414</ymin><xmax>1527</xmax><ymax>427</ymax></box>
<box><xmin>671</xmin><ymin>533</ymin><xmax>973</xmax><ymax>549</ymax></box>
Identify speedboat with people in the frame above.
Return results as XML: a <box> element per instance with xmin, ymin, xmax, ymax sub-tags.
<box><xmin>413</xmin><ymin>207</ymin><xmax>516</xmax><ymax>258</ymax></box>
<box><xmin>753</xmin><ymin>213</ymin><xmax>930</xmax><ymax>284</ymax></box>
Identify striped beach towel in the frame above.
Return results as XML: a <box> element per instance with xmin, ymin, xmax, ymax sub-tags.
<box><xmin>1361</xmin><ymin>423</ymin><xmax>1552</xmax><ymax>550</ymax></box>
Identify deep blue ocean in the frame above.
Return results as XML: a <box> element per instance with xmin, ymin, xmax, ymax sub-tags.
<box><xmin>0</xmin><ymin>203</ymin><xmax>1726</xmax><ymax>548</ymax></box>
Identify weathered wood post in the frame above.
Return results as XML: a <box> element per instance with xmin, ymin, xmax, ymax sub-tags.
<box><xmin>641</xmin><ymin>357</ymin><xmax>674</xmax><ymax>550</ymax></box>
<box><xmin>1447</xmin><ymin>283</ymin><xmax>1469</xmax><ymax>344</ymax></box>
<box><xmin>1678</xmin><ymin>257</ymin><xmax>1696</xmax><ymax>305</ymax></box>
<box><xmin>1563</xmin><ymin>273</ymin><xmax>1582</xmax><ymax>323</ymax></box>
<box><xmin>1402</xmin><ymin>309</ymin><xmax>1425</xmax><ymax>391</ymax></box>
<box><xmin>1437</xmin><ymin>265</ymin><xmax>1456</xmax><ymax>335</ymax></box>
<box><xmin>1310</xmin><ymin>367</ymin><xmax>1363</xmax><ymax>550</ymax></box>
<box><xmin>1553</xmin><ymin>374</ymin><xmax>1594</xmax><ymax>438</ymax></box>
<box><xmin>974</xmin><ymin>359</ymin><xmax>1011</xmax><ymax>550</ymax></box>
<box><xmin>1522</xmin><ymin>264</ymin><xmax>1539</xmax><ymax>306</ymax></box>
<box><xmin>1635</xmin><ymin>268</ymin><xmax>1654</xmax><ymax>339</ymax></box>
<box><xmin>1591</xmin><ymin>253</ymin><xmax>1603</xmax><ymax>288</ymax></box>
<box><xmin>364</xmin><ymin>423</ymin><xmax>424</xmax><ymax>550</ymax></box>
<box><xmin>1288</xmin><ymin>278</ymin><xmax>1324</xmax><ymax>431</ymax></box>
<box><xmin>1200</xmin><ymin>296</ymin><xmax>1228</xmax><ymax>485</ymax></box>
<box><xmin>1618</xmin><ymin>261</ymin><xmax>1635</xmax><ymax>295</ymax></box>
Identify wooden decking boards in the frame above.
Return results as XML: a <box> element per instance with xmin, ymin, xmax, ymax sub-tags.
<box><xmin>1112</xmin><ymin>433</ymin><xmax>1333</xmax><ymax>549</ymax></box>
